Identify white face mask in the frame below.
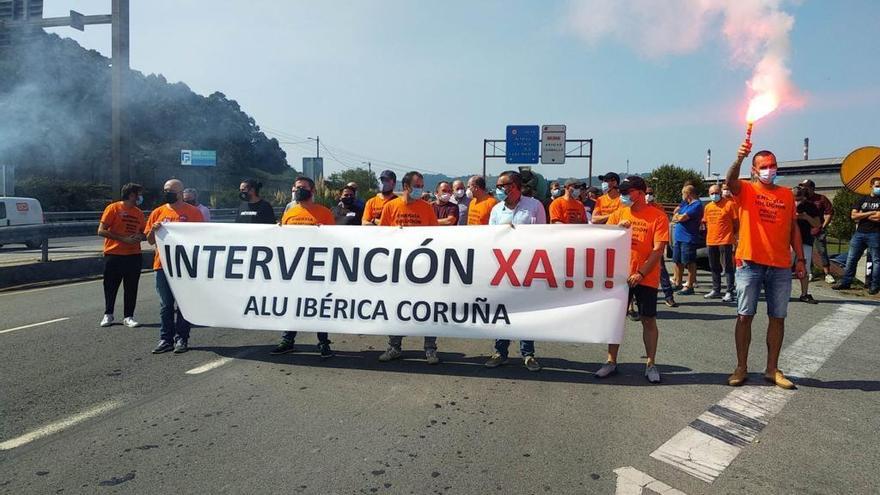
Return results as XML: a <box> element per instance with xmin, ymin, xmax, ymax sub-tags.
<box><xmin>438</xmin><ymin>192</ymin><xmax>452</xmax><ymax>202</ymax></box>
<box><xmin>465</xmin><ymin>188</ymin><xmax>474</xmax><ymax>200</ymax></box>
<box><xmin>571</xmin><ymin>188</ymin><xmax>581</xmax><ymax>198</ymax></box>
<box><xmin>454</xmin><ymin>189</ymin><xmax>465</xmax><ymax>199</ymax></box>
<box><xmin>645</xmin><ymin>194</ymin><xmax>654</xmax><ymax>203</ymax></box>
<box><xmin>757</xmin><ymin>168</ymin><xmax>777</xmax><ymax>185</ymax></box>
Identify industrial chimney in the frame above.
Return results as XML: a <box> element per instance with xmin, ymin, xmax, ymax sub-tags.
<box><xmin>803</xmin><ymin>138</ymin><xmax>809</xmax><ymax>160</ymax></box>
<box><xmin>706</xmin><ymin>148</ymin><xmax>711</xmax><ymax>178</ymax></box>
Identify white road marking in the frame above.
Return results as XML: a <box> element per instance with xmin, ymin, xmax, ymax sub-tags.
<box><xmin>0</xmin><ymin>278</ymin><xmax>105</xmax><ymax>297</ymax></box>
<box><xmin>0</xmin><ymin>399</ymin><xmax>123</xmax><ymax>450</ymax></box>
<box><xmin>613</xmin><ymin>467</ymin><xmax>687</xmax><ymax>495</ymax></box>
<box><xmin>185</xmin><ymin>357</ymin><xmax>235</xmax><ymax>375</ymax></box>
<box><xmin>650</xmin><ymin>303</ymin><xmax>875</xmax><ymax>483</ymax></box>
<box><xmin>0</xmin><ymin>317</ymin><xmax>70</xmax><ymax>335</ymax></box>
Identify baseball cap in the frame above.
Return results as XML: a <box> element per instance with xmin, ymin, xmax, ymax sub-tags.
<box><xmin>598</xmin><ymin>172</ymin><xmax>620</xmax><ymax>184</ymax></box>
<box><xmin>799</xmin><ymin>179</ymin><xmax>815</xmax><ymax>189</ymax></box>
<box><xmin>564</xmin><ymin>178</ymin><xmax>584</xmax><ymax>187</ymax></box>
<box><xmin>379</xmin><ymin>170</ymin><xmax>396</xmax><ymax>181</ymax></box>
<box><xmin>618</xmin><ymin>176</ymin><xmax>647</xmax><ymax>194</ymax></box>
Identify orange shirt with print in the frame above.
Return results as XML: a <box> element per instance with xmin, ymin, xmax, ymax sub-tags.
<box><xmin>362</xmin><ymin>194</ymin><xmax>397</xmax><ymax>223</ymax></box>
<box><xmin>703</xmin><ymin>198</ymin><xmax>738</xmax><ymax>246</ymax></box>
<box><xmin>734</xmin><ymin>181</ymin><xmax>795</xmax><ymax>268</ymax></box>
<box><xmin>467</xmin><ymin>195</ymin><xmax>498</xmax><ymax>225</ymax></box>
<box><xmin>144</xmin><ymin>203</ymin><xmax>204</xmax><ymax>270</ymax></box>
<box><xmin>100</xmin><ymin>201</ymin><xmax>145</xmax><ymax>255</ymax></box>
<box><xmin>594</xmin><ymin>194</ymin><xmax>622</xmax><ymax>217</ymax></box>
<box><xmin>549</xmin><ymin>197</ymin><xmax>587</xmax><ymax>224</ymax></box>
<box><xmin>608</xmin><ymin>205</ymin><xmax>670</xmax><ymax>288</ymax></box>
<box><xmin>281</xmin><ymin>202</ymin><xmax>335</xmax><ymax>226</ymax></box>
<box><xmin>379</xmin><ymin>197</ymin><xmax>439</xmax><ymax>226</ymax></box>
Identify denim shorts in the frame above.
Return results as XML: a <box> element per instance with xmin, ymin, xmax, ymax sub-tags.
<box><xmin>735</xmin><ymin>261</ymin><xmax>792</xmax><ymax>318</ymax></box>
<box><xmin>672</xmin><ymin>241</ymin><xmax>698</xmax><ymax>265</ymax></box>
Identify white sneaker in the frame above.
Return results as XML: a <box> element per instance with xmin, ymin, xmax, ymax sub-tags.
<box><xmin>594</xmin><ymin>362</ymin><xmax>617</xmax><ymax>378</ymax></box>
<box><xmin>123</xmin><ymin>317</ymin><xmax>140</xmax><ymax>328</ymax></box>
<box><xmin>645</xmin><ymin>365</ymin><xmax>661</xmax><ymax>383</ymax></box>
<box><xmin>100</xmin><ymin>314</ymin><xmax>114</xmax><ymax>327</ymax></box>
<box><xmin>824</xmin><ymin>274</ymin><xmax>835</xmax><ymax>284</ymax></box>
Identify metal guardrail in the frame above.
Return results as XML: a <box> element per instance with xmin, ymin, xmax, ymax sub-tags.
<box><xmin>0</xmin><ymin>222</ymin><xmax>99</xmax><ymax>262</ymax></box>
<box><xmin>43</xmin><ymin>207</ymin><xmax>285</xmax><ymax>223</ymax></box>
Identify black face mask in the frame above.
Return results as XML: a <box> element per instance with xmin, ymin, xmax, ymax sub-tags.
<box><xmin>164</xmin><ymin>191</ymin><xmax>178</xmax><ymax>204</ymax></box>
<box><xmin>340</xmin><ymin>197</ymin><xmax>354</xmax><ymax>207</ymax></box>
<box><xmin>239</xmin><ymin>191</ymin><xmax>250</xmax><ymax>201</ymax></box>
<box><xmin>185</xmin><ymin>199</ymin><xmax>196</xmax><ymax>206</ymax></box>
<box><xmin>294</xmin><ymin>188</ymin><xmax>312</xmax><ymax>202</ymax></box>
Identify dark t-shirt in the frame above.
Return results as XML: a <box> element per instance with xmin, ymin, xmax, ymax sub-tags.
<box><xmin>796</xmin><ymin>200</ymin><xmax>820</xmax><ymax>246</ymax></box>
<box><xmin>583</xmin><ymin>198</ymin><xmax>596</xmax><ymax>214</ymax></box>
<box><xmin>331</xmin><ymin>205</ymin><xmax>361</xmax><ymax>225</ymax></box>
<box><xmin>852</xmin><ymin>195</ymin><xmax>880</xmax><ymax>234</ymax></box>
<box><xmin>432</xmin><ymin>202</ymin><xmax>459</xmax><ymax>223</ymax></box>
<box><xmin>235</xmin><ymin>199</ymin><xmax>276</xmax><ymax>224</ymax></box>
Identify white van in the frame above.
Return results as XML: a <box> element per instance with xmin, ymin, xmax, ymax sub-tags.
<box><xmin>0</xmin><ymin>197</ymin><xmax>45</xmax><ymax>248</ymax></box>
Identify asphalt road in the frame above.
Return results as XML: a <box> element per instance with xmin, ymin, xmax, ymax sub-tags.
<box><xmin>0</xmin><ymin>236</ymin><xmax>122</xmax><ymax>266</ymax></box>
<box><xmin>0</xmin><ymin>270</ymin><xmax>878</xmax><ymax>494</ymax></box>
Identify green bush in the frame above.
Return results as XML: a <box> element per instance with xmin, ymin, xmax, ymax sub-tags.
<box><xmin>16</xmin><ymin>177</ymin><xmax>112</xmax><ymax>211</ymax></box>
<box><xmin>647</xmin><ymin>164</ymin><xmax>706</xmax><ymax>204</ymax></box>
<box><xmin>826</xmin><ymin>188</ymin><xmax>861</xmax><ymax>241</ymax></box>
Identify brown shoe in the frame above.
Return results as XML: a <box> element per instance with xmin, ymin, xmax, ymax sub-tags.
<box><xmin>764</xmin><ymin>369</ymin><xmax>796</xmax><ymax>389</ymax></box>
<box><xmin>727</xmin><ymin>367</ymin><xmax>748</xmax><ymax>386</ymax></box>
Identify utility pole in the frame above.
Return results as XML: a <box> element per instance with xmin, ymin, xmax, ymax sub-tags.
<box><xmin>308</xmin><ymin>136</ymin><xmax>320</xmax><ymax>158</ymax></box>
<box><xmin>626</xmin><ymin>159</ymin><xmax>629</xmax><ymax>175</ymax></box>
<box><xmin>362</xmin><ymin>161</ymin><xmax>371</xmax><ymax>175</ymax></box>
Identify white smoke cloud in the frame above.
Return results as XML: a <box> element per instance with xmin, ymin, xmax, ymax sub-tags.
<box><xmin>566</xmin><ymin>0</ymin><xmax>800</xmax><ymax>113</ymax></box>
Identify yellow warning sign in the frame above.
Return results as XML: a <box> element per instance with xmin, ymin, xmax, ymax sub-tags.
<box><xmin>840</xmin><ymin>146</ymin><xmax>880</xmax><ymax>195</ymax></box>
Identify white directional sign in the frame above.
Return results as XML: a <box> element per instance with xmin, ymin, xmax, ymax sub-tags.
<box><xmin>541</xmin><ymin>125</ymin><xmax>566</xmax><ymax>164</ymax></box>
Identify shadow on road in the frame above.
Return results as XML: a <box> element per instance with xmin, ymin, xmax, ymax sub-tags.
<box><xmin>184</xmin><ymin>344</ymin><xmax>762</xmax><ymax>387</ymax></box>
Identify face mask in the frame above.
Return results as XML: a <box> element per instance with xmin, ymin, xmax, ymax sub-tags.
<box><xmin>722</xmin><ymin>190</ymin><xmax>732</xmax><ymax>198</ymax></box>
<box><xmin>185</xmin><ymin>199</ymin><xmax>196</xmax><ymax>206</ymax></box>
<box><xmin>439</xmin><ymin>192</ymin><xmax>452</xmax><ymax>202</ymax></box>
<box><xmin>466</xmin><ymin>188</ymin><xmax>474</xmax><ymax>200</ymax></box>
<box><xmin>341</xmin><ymin>197</ymin><xmax>354</xmax><ymax>207</ymax></box>
<box><xmin>136</xmin><ymin>195</ymin><xmax>144</xmax><ymax>206</ymax></box>
<box><xmin>620</xmin><ymin>194</ymin><xmax>633</xmax><ymax>207</ymax></box>
<box><xmin>294</xmin><ymin>188</ymin><xmax>312</xmax><ymax>202</ymax></box>
<box><xmin>873</xmin><ymin>187</ymin><xmax>880</xmax><ymax>196</ymax></box>
<box><xmin>380</xmin><ymin>180</ymin><xmax>394</xmax><ymax>194</ymax></box>
<box><xmin>454</xmin><ymin>189</ymin><xmax>465</xmax><ymax>199</ymax></box>
<box><xmin>164</xmin><ymin>191</ymin><xmax>178</xmax><ymax>204</ymax></box>
<box><xmin>409</xmin><ymin>187</ymin><xmax>423</xmax><ymax>200</ymax></box>
<box><xmin>710</xmin><ymin>193</ymin><xmax>721</xmax><ymax>202</ymax></box>
<box><xmin>571</xmin><ymin>188</ymin><xmax>581</xmax><ymax>198</ymax></box>
<box><xmin>601</xmin><ymin>182</ymin><xmax>610</xmax><ymax>193</ymax></box>
<box><xmin>757</xmin><ymin>168</ymin><xmax>777</xmax><ymax>184</ymax></box>
<box><xmin>495</xmin><ymin>188</ymin><xmax>508</xmax><ymax>202</ymax></box>
<box><xmin>239</xmin><ymin>191</ymin><xmax>249</xmax><ymax>201</ymax></box>
<box><xmin>645</xmin><ymin>194</ymin><xmax>654</xmax><ymax>203</ymax></box>
<box><xmin>551</xmin><ymin>188</ymin><xmax>562</xmax><ymax>198</ymax></box>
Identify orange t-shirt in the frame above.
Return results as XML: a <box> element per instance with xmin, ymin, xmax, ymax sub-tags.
<box><xmin>379</xmin><ymin>197</ymin><xmax>439</xmax><ymax>226</ymax></box>
<box><xmin>703</xmin><ymin>198</ymin><xmax>738</xmax><ymax>246</ymax></box>
<box><xmin>608</xmin><ymin>205</ymin><xmax>670</xmax><ymax>288</ymax></box>
<box><xmin>144</xmin><ymin>203</ymin><xmax>204</xmax><ymax>270</ymax></box>
<box><xmin>734</xmin><ymin>181</ymin><xmax>795</xmax><ymax>268</ymax></box>
<box><xmin>100</xmin><ymin>201</ymin><xmax>145</xmax><ymax>255</ymax></box>
<box><xmin>281</xmin><ymin>203</ymin><xmax>335</xmax><ymax>226</ymax></box>
<box><xmin>594</xmin><ymin>194</ymin><xmax>622</xmax><ymax>218</ymax></box>
<box><xmin>467</xmin><ymin>195</ymin><xmax>498</xmax><ymax>225</ymax></box>
<box><xmin>549</xmin><ymin>197</ymin><xmax>588</xmax><ymax>224</ymax></box>
<box><xmin>362</xmin><ymin>194</ymin><xmax>397</xmax><ymax>224</ymax></box>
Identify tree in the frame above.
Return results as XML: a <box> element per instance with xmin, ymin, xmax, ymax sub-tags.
<box><xmin>647</xmin><ymin>164</ymin><xmax>706</xmax><ymax>203</ymax></box>
<box><xmin>325</xmin><ymin>168</ymin><xmax>379</xmax><ymax>198</ymax></box>
<box><xmin>827</xmin><ymin>188</ymin><xmax>861</xmax><ymax>240</ymax></box>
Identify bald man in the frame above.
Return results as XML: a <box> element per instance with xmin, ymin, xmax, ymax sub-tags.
<box><xmin>144</xmin><ymin>179</ymin><xmax>204</xmax><ymax>354</ymax></box>
<box><xmin>671</xmin><ymin>184</ymin><xmax>704</xmax><ymax>294</ymax></box>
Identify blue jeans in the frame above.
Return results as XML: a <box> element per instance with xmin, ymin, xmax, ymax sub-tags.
<box><xmin>494</xmin><ymin>339</ymin><xmax>535</xmax><ymax>358</ymax></box>
<box><xmin>735</xmin><ymin>261</ymin><xmax>792</xmax><ymax>318</ymax></box>
<box><xmin>155</xmin><ymin>269</ymin><xmax>191</xmax><ymax>343</ymax></box>
<box><xmin>659</xmin><ymin>258</ymin><xmax>674</xmax><ymax>299</ymax></box>
<box><xmin>840</xmin><ymin>231</ymin><xmax>880</xmax><ymax>289</ymax></box>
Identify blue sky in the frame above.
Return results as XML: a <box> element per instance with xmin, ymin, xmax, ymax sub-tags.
<box><xmin>45</xmin><ymin>0</ymin><xmax>880</xmax><ymax>179</ymax></box>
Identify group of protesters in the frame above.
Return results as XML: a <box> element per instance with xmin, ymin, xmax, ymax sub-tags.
<box><xmin>96</xmin><ymin>139</ymin><xmax>880</xmax><ymax>388</ymax></box>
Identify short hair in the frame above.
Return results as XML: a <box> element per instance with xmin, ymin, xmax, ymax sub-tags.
<box><xmin>435</xmin><ymin>181</ymin><xmax>451</xmax><ymax>193</ymax></box>
<box><xmin>242</xmin><ymin>179</ymin><xmax>263</xmax><ymax>193</ymax></box>
<box><xmin>183</xmin><ymin>187</ymin><xmax>198</xmax><ymax>197</ymax></box>
<box><xmin>294</xmin><ymin>175</ymin><xmax>315</xmax><ymax>190</ymax></box>
<box><xmin>498</xmin><ymin>170</ymin><xmax>522</xmax><ymax>189</ymax></box>
<box><xmin>682</xmin><ymin>185</ymin><xmax>696</xmax><ymax>195</ymax></box>
<box><xmin>402</xmin><ymin>171</ymin><xmax>424</xmax><ymax>188</ymax></box>
<box><xmin>341</xmin><ymin>185</ymin><xmax>355</xmax><ymax>195</ymax></box>
<box><xmin>871</xmin><ymin>177</ymin><xmax>880</xmax><ymax>185</ymax></box>
<box><xmin>752</xmin><ymin>150</ymin><xmax>776</xmax><ymax>167</ymax></box>
<box><xmin>469</xmin><ymin>175</ymin><xmax>486</xmax><ymax>190</ymax></box>
<box><xmin>121</xmin><ymin>182</ymin><xmax>143</xmax><ymax>200</ymax></box>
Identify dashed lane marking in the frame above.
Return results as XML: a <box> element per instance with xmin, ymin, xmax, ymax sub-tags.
<box><xmin>0</xmin><ymin>317</ymin><xmax>70</xmax><ymax>335</ymax></box>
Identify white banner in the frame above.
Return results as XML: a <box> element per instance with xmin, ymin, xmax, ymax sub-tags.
<box><xmin>156</xmin><ymin>223</ymin><xmax>631</xmax><ymax>344</ymax></box>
